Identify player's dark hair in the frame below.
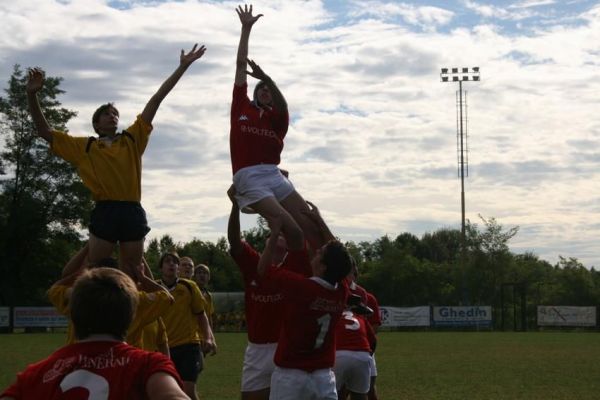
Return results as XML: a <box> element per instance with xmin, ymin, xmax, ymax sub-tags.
<box><xmin>158</xmin><ymin>252</ymin><xmax>180</xmax><ymax>271</ymax></box>
<box><xmin>71</xmin><ymin>268</ymin><xmax>138</xmax><ymax>340</ymax></box>
<box><xmin>92</xmin><ymin>102</ymin><xmax>119</xmax><ymax>134</ymax></box>
<box><xmin>194</xmin><ymin>263</ymin><xmax>210</xmax><ymax>275</ymax></box>
<box><xmin>321</xmin><ymin>240</ymin><xmax>352</xmax><ymax>285</ymax></box>
<box><xmin>253</xmin><ymin>81</ymin><xmax>268</xmax><ymax>106</ymax></box>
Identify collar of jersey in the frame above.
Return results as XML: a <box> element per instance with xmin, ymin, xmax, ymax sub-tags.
<box><xmin>309</xmin><ymin>276</ymin><xmax>337</xmax><ymax>290</ymax></box>
<box><xmin>161</xmin><ymin>278</ymin><xmax>179</xmax><ymax>291</ymax></box>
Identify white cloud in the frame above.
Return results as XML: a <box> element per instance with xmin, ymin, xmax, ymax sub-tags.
<box><xmin>347</xmin><ymin>1</ymin><xmax>454</xmax><ymax>29</ymax></box>
<box><xmin>1</xmin><ymin>0</ymin><xmax>599</xmax><ymax>268</ymax></box>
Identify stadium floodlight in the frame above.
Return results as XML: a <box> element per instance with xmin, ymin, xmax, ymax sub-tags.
<box><xmin>440</xmin><ymin>66</ymin><xmax>481</xmax><ymax>303</ymax></box>
<box><xmin>440</xmin><ymin>66</ymin><xmax>480</xmax><ymax>82</ymax></box>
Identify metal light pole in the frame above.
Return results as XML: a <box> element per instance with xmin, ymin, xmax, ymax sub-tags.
<box><xmin>440</xmin><ymin>67</ymin><xmax>480</xmax><ymax>304</ymax></box>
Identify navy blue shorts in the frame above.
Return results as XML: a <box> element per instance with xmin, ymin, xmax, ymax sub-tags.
<box><xmin>170</xmin><ymin>343</ymin><xmax>202</xmax><ymax>382</ymax></box>
<box><xmin>89</xmin><ymin>201</ymin><xmax>150</xmax><ymax>243</ymax></box>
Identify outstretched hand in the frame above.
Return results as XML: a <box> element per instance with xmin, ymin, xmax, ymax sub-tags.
<box><xmin>180</xmin><ymin>44</ymin><xmax>206</xmax><ymax>68</ymax></box>
<box><xmin>246</xmin><ymin>58</ymin><xmax>268</xmax><ymax>81</ymax></box>
<box><xmin>26</xmin><ymin>67</ymin><xmax>45</xmax><ymax>94</ymax></box>
<box><xmin>236</xmin><ymin>4</ymin><xmax>263</xmax><ymax>28</ymax></box>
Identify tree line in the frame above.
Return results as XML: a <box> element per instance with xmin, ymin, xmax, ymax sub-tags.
<box><xmin>2</xmin><ymin>66</ymin><xmax>599</xmax><ymax>321</ymax></box>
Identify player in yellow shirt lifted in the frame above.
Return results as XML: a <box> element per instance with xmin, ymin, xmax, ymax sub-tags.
<box><xmin>26</xmin><ymin>43</ymin><xmax>206</xmax><ymax>278</ymax></box>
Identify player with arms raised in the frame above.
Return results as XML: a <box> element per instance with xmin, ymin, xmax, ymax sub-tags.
<box><xmin>257</xmin><ymin>216</ymin><xmax>351</xmax><ymax>400</ymax></box>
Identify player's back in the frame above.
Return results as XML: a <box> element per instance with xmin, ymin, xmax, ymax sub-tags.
<box><xmin>335</xmin><ymin>310</ymin><xmax>373</xmax><ymax>352</ymax></box>
<box><xmin>2</xmin><ymin>340</ymin><xmax>179</xmax><ymax>400</ymax></box>
<box><xmin>275</xmin><ymin>275</ymin><xmax>348</xmax><ymax>372</ymax></box>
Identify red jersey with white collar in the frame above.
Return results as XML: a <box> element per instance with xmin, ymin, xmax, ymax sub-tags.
<box><xmin>335</xmin><ymin>311</ymin><xmax>373</xmax><ymax>352</ymax></box>
<box><xmin>348</xmin><ymin>280</ymin><xmax>368</xmax><ymax>303</ymax></box>
<box><xmin>366</xmin><ymin>292</ymin><xmax>382</xmax><ymax>328</ymax></box>
<box><xmin>1</xmin><ymin>341</ymin><xmax>181</xmax><ymax>400</ymax></box>
<box><xmin>264</xmin><ymin>267</ymin><xmax>349</xmax><ymax>372</ymax></box>
<box><xmin>230</xmin><ymin>83</ymin><xmax>289</xmax><ymax>174</ymax></box>
<box><xmin>232</xmin><ymin>242</ymin><xmax>310</xmax><ymax>344</ymax></box>
<box><xmin>335</xmin><ymin>282</ymin><xmax>373</xmax><ymax>352</ymax></box>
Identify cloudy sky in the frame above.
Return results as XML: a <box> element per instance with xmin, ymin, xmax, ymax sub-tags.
<box><xmin>1</xmin><ymin>0</ymin><xmax>599</xmax><ymax>268</ymax></box>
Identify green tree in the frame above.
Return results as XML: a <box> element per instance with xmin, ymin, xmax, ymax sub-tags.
<box><xmin>0</xmin><ymin>65</ymin><xmax>92</xmax><ymax>306</ymax></box>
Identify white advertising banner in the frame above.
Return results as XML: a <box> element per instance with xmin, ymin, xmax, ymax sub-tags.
<box><xmin>13</xmin><ymin>307</ymin><xmax>68</xmax><ymax>328</ymax></box>
<box><xmin>0</xmin><ymin>307</ymin><xmax>9</xmax><ymax>327</ymax></box>
<box><xmin>537</xmin><ymin>306</ymin><xmax>596</xmax><ymax>327</ymax></box>
<box><xmin>433</xmin><ymin>306</ymin><xmax>492</xmax><ymax>327</ymax></box>
<box><xmin>380</xmin><ymin>306</ymin><xmax>430</xmax><ymax>327</ymax></box>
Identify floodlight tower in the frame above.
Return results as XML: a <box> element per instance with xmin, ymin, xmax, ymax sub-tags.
<box><xmin>440</xmin><ymin>67</ymin><xmax>480</xmax><ymax>300</ymax></box>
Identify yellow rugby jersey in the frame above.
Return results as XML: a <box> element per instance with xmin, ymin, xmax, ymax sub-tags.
<box><xmin>126</xmin><ymin>290</ymin><xmax>172</xmax><ymax>348</ymax></box>
<box><xmin>160</xmin><ymin>278</ymin><xmax>208</xmax><ymax>348</ymax></box>
<box><xmin>47</xmin><ymin>284</ymin><xmax>76</xmax><ymax>345</ymax></box>
<box><xmin>141</xmin><ymin>317</ymin><xmax>168</xmax><ymax>352</ymax></box>
<box><xmin>196</xmin><ymin>289</ymin><xmax>215</xmax><ymax>341</ymax></box>
<box><xmin>50</xmin><ymin>115</ymin><xmax>152</xmax><ymax>201</ymax></box>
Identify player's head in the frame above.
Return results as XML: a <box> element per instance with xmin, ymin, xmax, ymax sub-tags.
<box><xmin>193</xmin><ymin>263</ymin><xmax>211</xmax><ymax>287</ymax></box>
<box><xmin>159</xmin><ymin>252</ymin><xmax>180</xmax><ymax>280</ymax></box>
<box><xmin>179</xmin><ymin>256</ymin><xmax>194</xmax><ymax>279</ymax></box>
<box><xmin>312</xmin><ymin>240</ymin><xmax>352</xmax><ymax>285</ymax></box>
<box><xmin>253</xmin><ymin>81</ymin><xmax>272</xmax><ymax>107</ymax></box>
<box><xmin>71</xmin><ymin>267</ymin><xmax>139</xmax><ymax>341</ymax></box>
<box><xmin>92</xmin><ymin>102</ymin><xmax>119</xmax><ymax>136</ymax></box>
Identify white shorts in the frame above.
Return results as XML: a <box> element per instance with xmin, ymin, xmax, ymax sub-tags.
<box><xmin>333</xmin><ymin>350</ymin><xmax>372</xmax><ymax>394</ymax></box>
<box><xmin>241</xmin><ymin>342</ymin><xmax>277</xmax><ymax>392</ymax></box>
<box><xmin>369</xmin><ymin>353</ymin><xmax>378</xmax><ymax>377</ymax></box>
<box><xmin>270</xmin><ymin>366</ymin><xmax>337</xmax><ymax>400</ymax></box>
<box><xmin>233</xmin><ymin>164</ymin><xmax>295</xmax><ymax>213</ymax></box>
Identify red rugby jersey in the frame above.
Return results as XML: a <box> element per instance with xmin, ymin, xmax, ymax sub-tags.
<box><xmin>366</xmin><ymin>292</ymin><xmax>382</xmax><ymax>328</ymax></box>
<box><xmin>230</xmin><ymin>83</ymin><xmax>289</xmax><ymax>174</ymax></box>
<box><xmin>1</xmin><ymin>341</ymin><xmax>181</xmax><ymax>400</ymax></box>
<box><xmin>232</xmin><ymin>241</ymin><xmax>284</xmax><ymax>344</ymax></box>
<box><xmin>335</xmin><ymin>310</ymin><xmax>373</xmax><ymax>352</ymax></box>
<box><xmin>264</xmin><ymin>267</ymin><xmax>349</xmax><ymax>372</ymax></box>
<box><xmin>232</xmin><ymin>242</ymin><xmax>311</xmax><ymax>344</ymax></box>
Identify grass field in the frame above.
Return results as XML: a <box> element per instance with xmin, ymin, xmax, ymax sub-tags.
<box><xmin>1</xmin><ymin>331</ymin><xmax>600</xmax><ymax>399</ymax></box>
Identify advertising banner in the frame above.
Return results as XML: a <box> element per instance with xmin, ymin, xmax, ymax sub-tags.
<box><xmin>380</xmin><ymin>306</ymin><xmax>430</xmax><ymax>327</ymax></box>
<box><xmin>0</xmin><ymin>307</ymin><xmax>9</xmax><ymax>327</ymax></box>
<box><xmin>433</xmin><ymin>306</ymin><xmax>492</xmax><ymax>327</ymax></box>
<box><xmin>537</xmin><ymin>306</ymin><xmax>596</xmax><ymax>327</ymax></box>
<box><xmin>13</xmin><ymin>307</ymin><xmax>68</xmax><ymax>328</ymax></box>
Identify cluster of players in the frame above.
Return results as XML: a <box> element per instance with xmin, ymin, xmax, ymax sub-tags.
<box><xmin>0</xmin><ymin>4</ymin><xmax>382</xmax><ymax>400</ymax></box>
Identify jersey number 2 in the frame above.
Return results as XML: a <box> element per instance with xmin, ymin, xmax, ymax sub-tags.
<box><xmin>60</xmin><ymin>370</ymin><xmax>109</xmax><ymax>400</ymax></box>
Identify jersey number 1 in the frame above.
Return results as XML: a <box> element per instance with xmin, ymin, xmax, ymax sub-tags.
<box><xmin>314</xmin><ymin>314</ymin><xmax>332</xmax><ymax>349</ymax></box>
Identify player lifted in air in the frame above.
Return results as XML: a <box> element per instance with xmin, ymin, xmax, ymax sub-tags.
<box><xmin>26</xmin><ymin>43</ymin><xmax>206</xmax><ymax>277</ymax></box>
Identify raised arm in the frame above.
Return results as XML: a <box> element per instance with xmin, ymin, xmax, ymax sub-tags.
<box><xmin>227</xmin><ymin>185</ymin><xmax>244</xmax><ymax>257</ymax></box>
<box><xmin>134</xmin><ymin>259</ymin><xmax>173</xmax><ymax>299</ymax></box>
<box><xmin>235</xmin><ymin>4</ymin><xmax>263</xmax><ymax>86</ymax></box>
<box><xmin>246</xmin><ymin>59</ymin><xmax>288</xmax><ymax>113</ymax></box>
<box><xmin>61</xmin><ymin>243</ymin><xmax>90</xmax><ymax>278</ymax></box>
<box><xmin>303</xmin><ymin>201</ymin><xmax>336</xmax><ymax>248</ymax></box>
<box><xmin>140</xmin><ymin>44</ymin><xmax>206</xmax><ymax>125</ymax></box>
<box><xmin>257</xmin><ymin>217</ymin><xmax>282</xmax><ymax>278</ymax></box>
<box><xmin>26</xmin><ymin>67</ymin><xmax>53</xmax><ymax>143</ymax></box>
